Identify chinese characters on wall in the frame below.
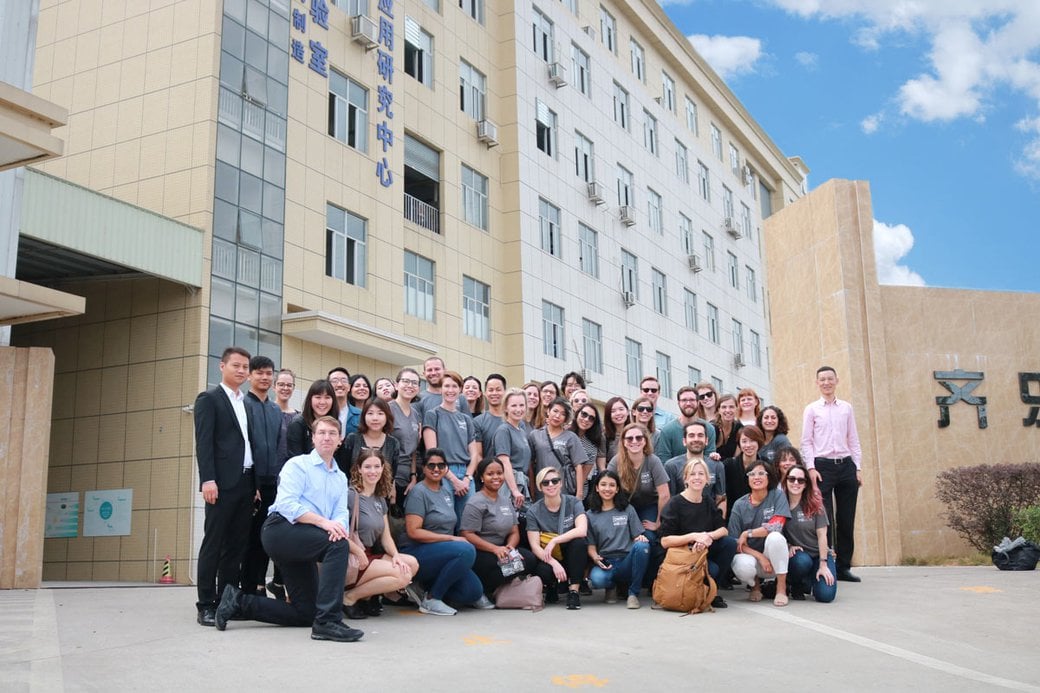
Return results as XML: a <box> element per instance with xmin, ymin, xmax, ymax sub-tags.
<box><xmin>933</xmin><ymin>370</ymin><xmax>1040</xmax><ymax>428</ymax></box>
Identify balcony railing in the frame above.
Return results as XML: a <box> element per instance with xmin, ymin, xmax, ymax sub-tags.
<box><xmin>404</xmin><ymin>193</ymin><xmax>440</xmax><ymax>234</ymax></box>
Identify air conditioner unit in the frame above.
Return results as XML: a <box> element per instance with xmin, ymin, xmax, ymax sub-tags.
<box><xmin>351</xmin><ymin>15</ymin><xmax>379</xmax><ymax>50</ymax></box>
<box><xmin>621</xmin><ymin>290</ymin><xmax>636</xmax><ymax>308</ymax></box>
<box><xmin>476</xmin><ymin>119</ymin><xmax>499</xmax><ymax>147</ymax></box>
<box><xmin>548</xmin><ymin>62</ymin><xmax>567</xmax><ymax>87</ymax></box>
<box><xmin>582</xmin><ymin>25</ymin><xmax>595</xmax><ymax>40</ymax></box>
<box><xmin>579</xmin><ymin>368</ymin><xmax>592</xmax><ymax>385</ymax></box>
<box><xmin>733</xmin><ymin>353</ymin><xmax>746</xmax><ymax>368</ymax></box>
<box><xmin>724</xmin><ymin>217</ymin><xmax>742</xmax><ymax>239</ymax></box>
<box><xmin>687</xmin><ymin>254</ymin><xmax>702</xmax><ymax>272</ymax></box>
<box><xmin>586</xmin><ymin>181</ymin><xmax>605</xmax><ymax>205</ymax></box>
<box><xmin>618</xmin><ymin>205</ymin><xmax>636</xmax><ymax>226</ymax></box>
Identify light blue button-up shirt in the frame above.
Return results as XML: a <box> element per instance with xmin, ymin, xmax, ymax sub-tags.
<box><xmin>270</xmin><ymin>449</ymin><xmax>350</xmax><ymax>530</ymax></box>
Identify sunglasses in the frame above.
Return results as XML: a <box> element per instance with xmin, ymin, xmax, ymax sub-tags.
<box><xmin>635</xmin><ymin>405</ymin><xmax>653</xmax><ymax>413</ymax></box>
<box><xmin>540</xmin><ymin>477</ymin><xmax>562</xmax><ymax>487</ymax></box>
<box><xmin>697</xmin><ymin>392</ymin><xmax>715</xmax><ymax>400</ymax></box>
<box><xmin>577</xmin><ymin>411</ymin><xmax>596</xmax><ymax>420</ymax></box>
<box><xmin>624</xmin><ymin>435</ymin><xmax>645</xmax><ymax>442</ymax></box>
<box><xmin>425</xmin><ymin>462</ymin><xmax>448</xmax><ymax>471</ymax></box>
<box><xmin>641</xmin><ymin>387</ymin><xmax>659</xmax><ymax>393</ymax></box>
<box><xmin>787</xmin><ymin>476</ymin><xmax>807</xmax><ymax>484</ymax></box>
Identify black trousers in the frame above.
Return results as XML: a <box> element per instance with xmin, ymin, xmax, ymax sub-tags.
<box><xmin>240</xmin><ymin>513</ymin><xmax>350</xmax><ymax>626</ymax></box>
<box><xmin>536</xmin><ymin>539</ymin><xmax>588</xmax><ymax>589</ymax></box>
<box><xmin>471</xmin><ymin>547</ymin><xmax>541</xmax><ymax>597</ymax></box>
<box><xmin>196</xmin><ymin>471</ymin><xmax>254</xmax><ymax>609</ymax></box>
<box><xmin>241</xmin><ymin>481</ymin><xmax>280</xmax><ymax>593</ymax></box>
<box><xmin>816</xmin><ymin>458</ymin><xmax>859</xmax><ymax>571</ymax></box>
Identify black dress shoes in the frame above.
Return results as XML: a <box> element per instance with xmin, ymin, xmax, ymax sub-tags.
<box><xmin>197</xmin><ymin>607</ymin><xmax>216</xmax><ymax>627</ymax></box>
<box><xmin>836</xmin><ymin>569</ymin><xmax>862</xmax><ymax>582</ymax></box>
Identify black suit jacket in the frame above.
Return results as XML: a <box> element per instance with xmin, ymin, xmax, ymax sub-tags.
<box><xmin>194</xmin><ymin>385</ymin><xmax>250</xmax><ymax>490</ymax></box>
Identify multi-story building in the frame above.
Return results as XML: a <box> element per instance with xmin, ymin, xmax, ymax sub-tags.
<box><xmin>13</xmin><ymin>0</ymin><xmax>805</xmax><ymax>582</ymax></box>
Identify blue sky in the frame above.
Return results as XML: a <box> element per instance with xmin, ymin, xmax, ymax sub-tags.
<box><xmin>659</xmin><ymin>0</ymin><xmax>1040</xmax><ymax>293</ymax></box>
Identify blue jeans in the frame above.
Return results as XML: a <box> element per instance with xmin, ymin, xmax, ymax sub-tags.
<box><xmin>589</xmin><ymin>542</ymin><xmax>650</xmax><ymax>597</ymax></box>
<box><xmin>634</xmin><ymin>504</ymin><xmax>660</xmax><ymax>543</ymax></box>
<box><xmin>788</xmin><ymin>550</ymin><xmax>837</xmax><ymax>603</ymax></box>
<box><xmin>449</xmin><ymin>465</ymin><xmax>475</xmax><ymax>532</ymax></box>
<box><xmin>706</xmin><ymin>536</ymin><xmax>738</xmax><ymax>581</ymax></box>
<box><xmin>401</xmin><ymin>540</ymin><xmax>483</xmax><ymax>604</ymax></box>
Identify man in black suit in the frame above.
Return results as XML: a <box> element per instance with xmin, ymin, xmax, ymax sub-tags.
<box><xmin>194</xmin><ymin>346</ymin><xmax>255</xmax><ymax>626</ymax></box>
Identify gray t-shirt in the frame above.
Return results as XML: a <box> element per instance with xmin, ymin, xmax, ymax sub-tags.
<box><xmin>474</xmin><ymin>412</ymin><xmax>505</xmax><ymax>458</ymax></box>
<box><xmin>529</xmin><ymin>428</ymin><xmax>590</xmax><ymax>474</ymax></box>
<box><xmin>727</xmin><ymin>487</ymin><xmax>792</xmax><ymax>553</ymax></box>
<box><xmin>493</xmin><ymin>422</ymin><xmax>533</xmax><ymax>475</ymax></box>
<box><xmin>460</xmin><ymin>491</ymin><xmax>518</xmax><ymax>546</ymax></box>
<box><xmin>759</xmin><ymin>434</ymin><xmax>793</xmax><ymax>464</ymax></box>
<box><xmin>423</xmin><ymin>406</ymin><xmax>475</xmax><ymax>467</ymax></box>
<box><xmin>414</xmin><ymin>392</ymin><xmax>470</xmax><ymax>422</ymax></box>
<box><xmin>663</xmin><ymin>455</ymin><xmax>726</xmax><ymax>500</ymax></box>
<box><xmin>525</xmin><ymin>495</ymin><xmax>585</xmax><ymax>535</ymax></box>
<box><xmin>347</xmin><ymin>488</ymin><xmax>388</xmax><ymax>550</ymax></box>
<box><xmin>784</xmin><ymin>504</ymin><xmax>829</xmax><ymax>556</ymax></box>
<box><xmin>389</xmin><ymin>400</ymin><xmax>421</xmax><ymax>484</ymax></box>
<box><xmin>586</xmin><ymin>505</ymin><xmax>643</xmax><ymax>556</ymax></box>
<box><xmin>607</xmin><ymin>454</ymin><xmax>669</xmax><ymax>509</ymax></box>
<box><xmin>403</xmin><ymin>482</ymin><xmax>457</xmax><ymax>540</ymax></box>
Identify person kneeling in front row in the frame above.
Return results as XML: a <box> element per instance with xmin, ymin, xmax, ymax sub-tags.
<box><xmin>214</xmin><ymin>416</ymin><xmax>363</xmax><ymax>642</ymax></box>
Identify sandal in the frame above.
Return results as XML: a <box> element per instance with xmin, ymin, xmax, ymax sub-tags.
<box><xmin>774</xmin><ymin>593</ymin><xmax>789</xmax><ymax>607</ymax></box>
<box><xmin>749</xmin><ymin>588</ymin><xmax>763</xmax><ymax>602</ymax></box>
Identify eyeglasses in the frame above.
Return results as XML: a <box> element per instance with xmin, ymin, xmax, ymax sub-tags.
<box><xmin>623</xmin><ymin>435</ymin><xmax>645</xmax><ymax>442</ymax></box>
<box><xmin>425</xmin><ymin>462</ymin><xmax>448</xmax><ymax>471</ymax></box>
<box><xmin>398</xmin><ymin>378</ymin><xmax>420</xmax><ymax>386</ymax></box>
<box><xmin>540</xmin><ymin>477</ymin><xmax>562</xmax><ymax>487</ymax></box>
<box><xmin>635</xmin><ymin>405</ymin><xmax>653</xmax><ymax>413</ymax></box>
<box><xmin>746</xmin><ymin>471</ymin><xmax>769</xmax><ymax>478</ymax></box>
<box><xmin>697</xmin><ymin>392</ymin><xmax>715</xmax><ymax>400</ymax></box>
<box><xmin>786</xmin><ymin>476</ymin><xmax>807</xmax><ymax>484</ymax></box>
<box><xmin>329</xmin><ymin>378</ymin><xmax>349</xmax><ymax>385</ymax></box>
<box><xmin>577</xmin><ymin>411</ymin><xmax>595</xmax><ymax>420</ymax></box>
<box><xmin>678</xmin><ymin>398</ymin><xmax>697</xmax><ymax>404</ymax></box>
<box><xmin>641</xmin><ymin>387</ymin><xmax>659</xmax><ymax>393</ymax></box>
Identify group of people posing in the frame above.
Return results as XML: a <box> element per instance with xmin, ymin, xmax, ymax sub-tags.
<box><xmin>196</xmin><ymin>349</ymin><xmax>862</xmax><ymax>643</ymax></box>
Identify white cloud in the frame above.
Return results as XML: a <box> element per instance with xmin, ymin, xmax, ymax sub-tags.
<box><xmin>795</xmin><ymin>51</ymin><xmax>818</xmax><ymax>69</ymax></box>
<box><xmin>873</xmin><ymin>220</ymin><xmax>926</xmax><ymax>286</ymax></box>
<box><xmin>861</xmin><ymin>112</ymin><xmax>882</xmax><ymax>134</ymax></box>
<box><xmin>687</xmin><ymin>34</ymin><xmax>763</xmax><ymax>80</ymax></box>
<box><xmin>760</xmin><ymin>1</ymin><xmax>1040</xmax><ymax>179</ymax></box>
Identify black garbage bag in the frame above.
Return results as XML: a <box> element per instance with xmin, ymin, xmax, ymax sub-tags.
<box><xmin>992</xmin><ymin>540</ymin><xmax>1040</xmax><ymax>571</ymax></box>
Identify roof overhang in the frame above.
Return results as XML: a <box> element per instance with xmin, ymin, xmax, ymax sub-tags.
<box><xmin>281</xmin><ymin>310</ymin><xmax>437</xmax><ymax>366</ymax></box>
<box><xmin>0</xmin><ymin>274</ymin><xmax>84</xmax><ymax>326</ymax></box>
<box><xmin>0</xmin><ymin>81</ymin><xmax>66</xmax><ymax>173</ymax></box>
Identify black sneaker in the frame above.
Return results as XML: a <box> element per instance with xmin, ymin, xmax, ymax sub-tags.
<box><xmin>566</xmin><ymin>590</ymin><xmax>581</xmax><ymax>610</ymax></box>
<box><xmin>545</xmin><ymin>588</ymin><xmax>559</xmax><ymax>605</ymax></box>
<box><xmin>579</xmin><ymin>579</ymin><xmax>593</xmax><ymax>596</ymax></box>
<box><xmin>266</xmin><ymin>581</ymin><xmax>286</xmax><ymax>601</ymax></box>
<box><xmin>311</xmin><ymin>620</ymin><xmax>364</xmax><ymax>642</ymax></box>
<box><xmin>363</xmin><ymin>596</ymin><xmax>383</xmax><ymax>617</ymax></box>
<box><xmin>342</xmin><ymin>602</ymin><xmax>367</xmax><ymax>620</ymax></box>
<box><xmin>710</xmin><ymin>595</ymin><xmax>728</xmax><ymax>609</ymax></box>
<box><xmin>215</xmin><ymin>585</ymin><xmax>242</xmax><ymax>631</ymax></box>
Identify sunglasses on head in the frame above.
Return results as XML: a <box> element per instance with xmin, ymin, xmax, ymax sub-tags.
<box><xmin>540</xmin><ymin>477</ymin><xmax>562</xmax><ymax>487</ymax></box>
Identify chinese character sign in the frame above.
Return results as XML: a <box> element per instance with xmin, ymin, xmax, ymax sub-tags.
<box><xmin>934</xmin><ymin>369</ymin><xmax>987</xmax><ymax>429</ymax></box>
<box><xmin>1021</xmin><ymin>373</ymin><xmax>1040</xmax><ymax>427</ymax></box>
<box><xmin>289</xmin><ymin>0</ymin><xmax>329</xmax><ymax>77</ymax></box>
<box><xmin>375</xmin><ymin>0</ymin><xmax>394</xmax><ymax>187</ymax></box>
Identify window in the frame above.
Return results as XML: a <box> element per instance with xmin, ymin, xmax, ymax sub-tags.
<box><xmin>612</xmin><ymin>82</ymin><xmax>629</xmax><ymax>129</ymax></box>
<box><xmin>710</xmin><ymin>123</ymin><xmax>722</xmax><ymax>160</ymax></box>
<box><xmin>600</xmin><ymin>6</ymin><xmax>617</xmax><ymax>54</ymax></box>
<box><xmin>685</xmin><ymin>97</ymin><xmax>698</xmax><ymax>135</ymax></box>
<box><xmin>571</xmin><ymin>43</ymin><xmax>591</xmax><ymax>97</ymax></box>
<box><xmin>729</xmin><ymin>143</ymin><xmax>740</xmax><ymax>175</ymax></box>
<box><xmin>630</xmin><ymin>39</ymin><xmax>645</xmax><ymax>82</ymax></box>
<box><xmin>680</xmin><ymin>214</ymin><xmax>695</xmax><ymax>255</ymax></box>
<box><xmin>617</xmin><ymin>164</ymin><xmax>633</xmax><ymax>206</ymax></box>
<box><xmin>652</xmin><ymin>268</ymin><xmax>667</xmax><ymax>314</ymax></box>
<box><xmin>683</xmin><ymin>289</ymin><xmax>698</xmax><ymax>331</ymax></box>
<box><xmin>732</xmin><ymin>319</ymin><xmax>743</xmax><ymax>356</ymax></box>
<box><xmin>326</xmin><ymin>203</ymin><xmax>367</xmax><ymax>286</ymax></box>
<box><xmin>746</xmin><ymin>265</ymin><xmax>757</xmax><ymax>302</ymax></box>
<box><xmin>675</xmin><ymin>140</ymin><xmax>689</xmax><ymax>183</ymax></box>
<box><xmin>697</xmin><ymin>161</ymin><xmax>710</xmax><ymax>201</ymax></box>
<box><xmin>404</xmin><ymin>134</ymin><xmax>441</xmax><ymax>233</ymax></box>
<box><xmin>575</xmin><ymin>131</ymin><xmax>594</xmax><ymax>182</ymax></box>
<box><xmin>702</xmin><ymin>231</ymin><xmax>716</xmax><ymax>271</ymax></box>
<box><xmin>643</xmin><ymin>110</ymin><xmax>657</xmax><ymax>155</ymax></box>
<box><xmin>578</xmin><ymin>223</ymin><xmax>599</xmax><ymax>277</ymax></box>
<box><xmin>711</xmin><ymin>376</ymin><xmax>723</xmax><ymax>393</ymax></box>
<box><xmin>461</xmin><ymin>164</ymin><xmax>488</xmax><ymax>231</ymax></box>
<box><xmin>740</xmin><ymin>203</ymin><xmax>753</xmax><ymax>239</ymax></box>
<box><xmin>661</xmin><ymin>72</ymin><xmax>675</xmax><ymax>111</ymax></box>
<box><xmin>723</xmin><ymin>186</ymin><xmax>734</xmax><ymax>221</ymax></box>
<box><xmin>536</xmin><ymin>100</ymin><xmax>557</xmax><ymax>157</ymax></box>
<box><xmin>334</xmin><ymin>0</ymin><xmax>368</xmax><ymax>15</ymax></box>
<box><xmin>727</xmin><ymin>252</ymin><xmax>739</xmax><ymax>289</ymax></box>
<box><xmin>404</xmin><ymin>18</ymin><xmax>434</xmax><ymax>87</ymax></box>
<box><xmin>656</xmin><ymin>352</ymin><xmax>672</xmax><ymax>398</ymax></box>
<box><xmin>750</xmin><ymin>330</ymin><xmax>762</xmax><ymax>367</ymax></box>
<box><xmin>707</xmin><ymin>303</ymin><xmax>720</xmax><ymax>343</ymax></box>
<box><xmin>539</xmin><ymin>197</ymin><xmax>562</xmax><ymax>257</ymax></box>
<box><xmin>688</xmin><ymin>366</ymin><xmax>702</xmax><ymax>386</ymax></box>
<box><xmin>460</xmin><ymin>0</ymin><xmax>484</xmax><ymax>24</ymax></box>
<box><xmin>621</xmin><ymin>249</ymin><xmax>638</xmax><ymax>298</ymax></box>
<box><xmin>328</xmin><ymin>69</ymin><xmax>368</xmax><ymax>152</ymax></box>
<box><xmin>532</xmin><ymin>7</ymin><xmax>554</xmax><ymax>62</ymax></box>
<box><xmin>542</xmin><ymin>301</ymin><xmax>565</xmax><ymax>358</ymax></box>
<box><xmin>404</xmin><ymin>250</ymin><xmax>435</xmax><ymax>320</ymax></box>
<box><xmin>625</xmin><ymin>338</ymin><xmax>642</xmax><ymax>387</ymax></box>
<box><xmin>647</xmin><ymin>188</ymin><xmax>662</xmax><ymax>234</ymax></box>
<box><xmin>463</xmin><ymin>276</ymin><xmax>490</xmax><ymax>340</ymax></box>
<box><xmin>459</xmin><ymin>61</ymin><xmax>486</xmax><ymax>120</ymax></box>
<box><xmin>583</xmin><ymin>319</ymin><xmax>603</xmax><ymax>374</ymax></box>
<box><xmin>561</xmin><ymin>0</ymin><xmax>577</xmax><ymax>14</ymax></box>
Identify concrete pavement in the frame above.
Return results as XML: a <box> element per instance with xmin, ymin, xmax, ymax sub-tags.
<box><xmin>2</xmin><ymin>567</ymin><xmax>1038</xmax><ymax>692</ymax></box>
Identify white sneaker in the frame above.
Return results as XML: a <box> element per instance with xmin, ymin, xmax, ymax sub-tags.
<box><xmin>472</xmin><ymin>595</ymin><xmax>496</xmax><ymax>610</ymax></box>
<box><xmin>419</xmin><ymin>597</ymin><xmax>457</xmax><ymax>616</ymax></box>
<box><xmin>626</xmin><ymin>594</ymin><xmax>641</xmax><ymax>609</ymax></box>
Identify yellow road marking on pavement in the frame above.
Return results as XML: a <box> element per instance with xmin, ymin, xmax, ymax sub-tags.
<box><xmin>959</xmin><ymin>585</ymin><xmax>1002</xmax><ymax>593</ymax></box>
<box><xmin>550</xmin><ymin>674</ymin><xmax>609</xmax><ymax>688</ymax></box>
<box><xmin>462</xmin><ymin>634</ymin><xmax>510</xmax><ymax>645</ymax></box>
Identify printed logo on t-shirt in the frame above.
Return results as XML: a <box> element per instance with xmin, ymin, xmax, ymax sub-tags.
<box><xmin>763</xmin><ymin>505</ymin><xmax>776</xmax><ymax>521</ymax></box>
<box><xmin>640</xmin><ymin>472</ymin><xmax>652</xmax><ymax>484</ymax></box>
<box><xmin>374</xmin><ymin>501</ymin><xmax>385</xmax><ymax>514</ymax></box>
<box><xmin>612</xmin><ymin>514</ymin><xmax>628</xmax><ymax>527</ymax></box>
<box><xmin>499</xmin><ymin>506</ymin><xmax>513</xmax><ymax>516</ymax></box>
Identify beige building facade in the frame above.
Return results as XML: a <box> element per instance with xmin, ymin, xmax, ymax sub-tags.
<box><xmin>764</xmin><ymin>179</ymin><xmax>1040</xmax><ymax>563</ymax></box>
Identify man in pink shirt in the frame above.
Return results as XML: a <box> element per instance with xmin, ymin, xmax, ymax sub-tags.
<box><xmin>800</xmin><ymin>366</ymin><xmax>862</xmax><ymax>582</ymax></box>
